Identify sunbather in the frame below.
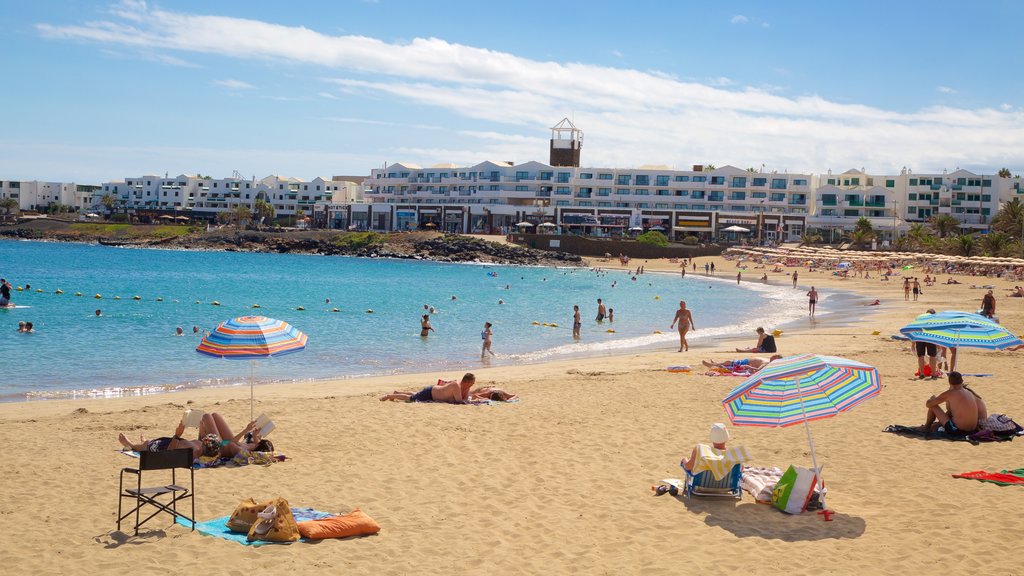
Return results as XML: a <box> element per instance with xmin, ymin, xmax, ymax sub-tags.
<box><xmin>469</xmin><ymin>386</ymin><xmax>518</xmax><ymax>401</ymax></box>
<box><xmin>117</xmin><ymin>412</ymin><xmax>264</xmax><ymax>460</ymax></box>
<box><xmin>735</xmin><ymin>327</ymin><xmax>777</xmax><ymax>353</ymax></box>
<box><xmin>380</xmin><ymin>373</ymin><xmax>476</xmax><ymax>403</ymax></box>
<box><xmin>681</xmin><ymin>423</ymin><xmax>730</xmax><ymax>472</ymax></box>
<box><xmin>701</xmin><ymin>355</ymin><xmax>781</xmax><ymax>372</ymax></box>
<box><xmin>921</xmin><ymin>372</ymin><xmax>980</xmax><ymax>436</ymax></box>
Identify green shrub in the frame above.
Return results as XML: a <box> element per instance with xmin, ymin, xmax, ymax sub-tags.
<box><xmin>332</xmin><ymin>231</ymin><xmax>384</xmax><ymax>250</ymax></box>
<box><xmin>109</xmin><ymin>213</ymin><xmax>129</xmax><ymax>223</ymax></box>
<box><xmin>635</xmin><ymin>230</ymin><xmax>668</xmax><ymax>247</ymax></box>
<box><xmin>681</xmin><ymin>235</ymin><xmax>699</xmax><ymax>245</ymax></box>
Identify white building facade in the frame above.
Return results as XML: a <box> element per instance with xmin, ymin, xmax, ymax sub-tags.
<box><xmin>0</xmin><ymin>180</ymin><xmax>100</xmax><ymax>212</ymax></box>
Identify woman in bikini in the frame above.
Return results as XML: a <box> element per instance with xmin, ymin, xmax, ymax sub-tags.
<box><xmin>420</xmin><ymin>314</ymin><xmax>435</xmax><ymax>337</ymax></box>
<box><xmin>670</xmin><ymin>300</ymin><xmax>696</xmax><ymax>352</ymax></box>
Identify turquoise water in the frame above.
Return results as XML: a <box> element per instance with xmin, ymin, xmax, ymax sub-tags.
<box><xmin>0</xmin><ymin>240</ymin><xmax>806</xmax><ymax>400</ymax></box>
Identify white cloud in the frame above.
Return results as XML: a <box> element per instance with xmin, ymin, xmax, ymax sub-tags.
<box><xmin>33</xmin><ymin>4</ymin><xmax>1024</xmax><ymax>174</ymax></box>
<box><xmin>214</xmin><ymin>79</ymin><xmax>254</xmax><ymax>90</ymax></box>
<box><xmin>731</xmin><ymin>15</ymin><xmax>749</xmax><ymax>24</ymax></box>
<box><xmin>709</xmin><ymin>76</ymin><xmax>734</xmax><ymax>87</ymax></box>
<box><xmin>317</xmin><ymin>91</ymin><xmax>339</xmax><ymax>100</ymax></box>
<box><xmin>937</xmin><ymin>86</ymin><xmax>956</xmax><ymax>94</ymax></box>
<box><xmin>610</xmin><ymin>49</ymin><xmax>623</xmax><ymax>58</ymax></box>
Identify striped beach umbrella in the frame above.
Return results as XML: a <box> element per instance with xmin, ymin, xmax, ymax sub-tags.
<box><xmin>899</xmin><ymin>311</ymin><xmax>1022</xmax><ymax>351</ymax></box>
<box><xmin>197</xmin><ymin>316</ymin><xmax>308</xmax><ymax>419</ymax></box>
<box><xmin>722</xmin><ymin>354</ymin><xmax>882</xmax><ymax>516</ymax></box>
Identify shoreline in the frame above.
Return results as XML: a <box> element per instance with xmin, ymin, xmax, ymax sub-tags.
<box><xmin>2</xmin><ymin>255</ymin><xmax>875</xmax><ymax>404</ymax></box>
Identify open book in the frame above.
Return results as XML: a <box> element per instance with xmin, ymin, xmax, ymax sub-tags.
<box><xmin>182</xmin><ymin>409</ymin><xmax>204</xmax><ymax>429</ymax></box>
<box><xmin>253</xmin><ymin>413</ymin><xmax>275</xmax><ymax>437</ymax></box>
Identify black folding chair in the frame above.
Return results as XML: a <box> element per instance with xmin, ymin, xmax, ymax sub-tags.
<box><xmin>117</xmin><ymin>448</ymin><xmax>195</xmax><ymax>535</ymax></box>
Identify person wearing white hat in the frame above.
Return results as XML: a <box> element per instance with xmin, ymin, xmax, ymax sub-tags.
<box><xmin>681</xmin><ymin>423</ymin><xmax>730</xmax><ymax>471</ymax></box>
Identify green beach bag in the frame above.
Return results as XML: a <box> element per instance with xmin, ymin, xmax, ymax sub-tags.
<box><xmin>771</xmin><ymin>465</ymin><xmax>817</xmax><ymax>515</ymax></box>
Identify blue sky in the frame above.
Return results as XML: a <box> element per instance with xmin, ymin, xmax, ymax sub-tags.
<box><xmin>3</xmin><ymin>0</ymin><xmax>1023</xmax><ymax>183</ymax></box>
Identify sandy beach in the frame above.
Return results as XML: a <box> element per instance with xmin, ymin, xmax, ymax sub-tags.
<box><xmin>2</xmin><ymin>255</ymin><xmax>1022</xmax><ymax>575</ymax></box>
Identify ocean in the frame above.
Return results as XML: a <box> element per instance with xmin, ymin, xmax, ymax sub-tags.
<box><xmin>0</xmin><ymin>240</ymin><xmax>811</xmax><ymax>400</ymax></box>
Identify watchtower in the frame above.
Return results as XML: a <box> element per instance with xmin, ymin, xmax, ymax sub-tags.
<box><xmin>549</xmin><ymin>118</ymin><xmax>583</xmax><ymax>167</ymax></box>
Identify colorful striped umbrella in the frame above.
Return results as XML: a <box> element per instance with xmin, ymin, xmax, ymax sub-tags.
<box><xmin>722</xmin><ymin>354</ymin><xmax>882</xmax><ymax>516</ymax></box>
<box><xmin>899</xmin><ymin>310</ymin><xmax>1022</xmax><ymax>351</ymax></box>
<box><xmin>197</xmin><ymin>316</ymin><xmax>308</xmax><ymax>419</ymax></box>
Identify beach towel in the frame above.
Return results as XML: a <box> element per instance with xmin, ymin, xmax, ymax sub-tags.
<box><xmin>690</xmin><ymin>444</ymin><xmax>752</xmax><ymax>481</ymax></box>
<box><xmin>176</xmin><ymin>507</ymin><xmax>336</xmax><ymax>546</ymax></box>
<box><xmin>740</xmin><ymin>466</ymin><xmax>785</xmax><ymax>503</ymax></box>
<box><xmin>882</xmin><ymin>424</ymin><xmax>1018</xmax><ymax>444</ymax></box>
<box><xmin>953</xmin><ymin>469</ymin><xmax>1024</xmax><ymax>486</ymax></box>
<box><xmin>118</xmin><ymin>449</ymin><xmax>287</xmax><ymax>468</ymax></box>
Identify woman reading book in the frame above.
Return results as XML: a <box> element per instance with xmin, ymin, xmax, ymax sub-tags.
<box><xmin>117</xmin><ymin>412</ymin><xmax>267</xmax><ymax>460</ymax></box>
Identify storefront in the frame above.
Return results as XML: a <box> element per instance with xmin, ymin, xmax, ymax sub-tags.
<box><xmin>673</xmin><ymin>211</ymin><xmax>714</xmax><ymax>241</ymax></box>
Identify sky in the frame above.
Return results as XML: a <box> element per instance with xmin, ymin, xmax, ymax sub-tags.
<box><xmin>3</xmin><ymin>0</ymin><xmax>1023</xmax><ymax>183</ymax></box>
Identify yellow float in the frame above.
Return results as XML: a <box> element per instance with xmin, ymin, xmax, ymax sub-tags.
<box><xmin>132</xmin><ymin>295</ymin><xmax>141</xmax><ymax>300</ymax></box>
<box><xmin>55</xmin><ymin>289</ymin><xmax>63</xmax><ymax>294</ymax></box>
<box><xmin>94</xmin><ymin>294</ymin><xmax>102</xmax><ymax>299</ymax></box>
<box><xmin>296</xmin><ymin>306</ymin><xmax>305</xmax><ymax>311</ymax></box>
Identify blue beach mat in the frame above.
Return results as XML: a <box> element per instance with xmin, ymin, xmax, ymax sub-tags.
<box><xmin>176</xmin><ymin>507</ymin><xmax>336</xmax><ymax>546</ymax></box>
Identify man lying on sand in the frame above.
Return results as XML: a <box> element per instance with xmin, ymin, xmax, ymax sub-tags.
<box><xmin>702</xmin><ymin>355</ymin><xmax>781</xmax><ymax>372</ymax></box>
<box><xmin>380</xmin><ymin>373</ymin><xmax>476</xmax><ymax>403</ymax></box>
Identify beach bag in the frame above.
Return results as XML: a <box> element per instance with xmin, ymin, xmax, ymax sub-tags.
<box><xmin>226</xmin><ymin>498</ymin><xmax>273</xmax><ymax>533</ymax></box>
<box><xmin>247</xmin><ymin>497</ymin><xmax>300</xmax><ymax>542</ymax></box>
<box><xmin>771</xmin><ymin>465</ymin><xmax>817</xmax><ymax>515</ymax></box>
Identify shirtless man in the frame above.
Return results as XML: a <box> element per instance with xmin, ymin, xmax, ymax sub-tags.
<box><xmin>922</xmin><ymin>372</ymin><xmax>980</xmax><ymax>436</ymax></box>
<box><xmin>670</xmin><ymin>300</ymin><xmax>696</xmax><ymax>352</ymax></box>
<box><xmin>807</xmin><ymin>286</ymin><xmax>818</xmax><ymax>317</ymax></box>
<box><xmin>380</xmin><ymin>373</ymin><xmax>476</xmax><ymax>403</ymax></box>
<box><xmin>701</xmin><ymin>355</ymin><xmax>782</xmax><ymax>371</ymax></box>
<box><xmin>596</xmin><ymin>298</ymin><xmax>607</xmax><ymax>322</ymax></box>
<box><xmin>572</xmin><ymin>305</ymin><xmax>581</xmax><ymax>339</ymax></box>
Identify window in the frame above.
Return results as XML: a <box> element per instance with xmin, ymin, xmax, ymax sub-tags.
<box><xmin>515</xmin><ymin>185</ymin><xmax>528</xmax><ymax>191</ymax></box>
<box><xmin>692</xmin><ymin>176</ymin><xmax>707</xmax><ymax>183</ymax></box>
<box><xmin>677</xmin><ymin>190</ymin><xmax>689</xmax><ymax>196</ymax></box>
<box><xmin>637</xmin><ymin>203</ymin><xmax>649</xmax><ymax>209</ymax></box>
<box><xmin>770</xmin><ymin>193</ymin><xmax>785</xmax><ymax>202</ymax></box>
<box><xmin>752</xmin><ymin>178</ymin><xmax>767</xmax><ymax>186</ymax></box>
<box><xmin>909</xmin><ymin>193</ymin><xmax>917</xmax><ymax>200</ymax></box>
<box><xmin>844</xmin><ymin>209</ymin><xmax>859</xmax><ymax>217</ymax></box>
<box><xmin>557</xmin><ymin>172</ymin><xmax>571</xmax><ymax>183</ymax></box>
<box><xmin>729</xmin><ymin>191</ymin><xmax>746</xmax><ymax>200</ymax></box>
<box><xmin>982</xmin><ymin>194</ymin><xmax>992</xmax><ymax>202</ymax></box>
<box><xmin>635</xmin><ymin>175</ymin><xmax>649</xmax><ymax>185</ymax></box>
<box><xmin>674</xmin><ymin>204</ymin><xmax>687</xmax><ymax>209</ymax></box>
<box><xmin>555</xmin><ymin>186</ymin><xmax>571</xmax><ymax>195</ymax></box>
<box><xmin>634</xmin><ymin>189</ymin><xmax>649</xmax><ymax>196</ymax></box>
<box><xmin>656</xmin><ymin>175</ymin><xmax>670</xmax><ymax>186</ymax></box>
<box><xmin>691</xmin><ymin>204</ymin><xmax>705</xmax><ymax>210</ymax></box>
<box><xmin>770</xmin><ymin>178</ymin><xmax>787</xmax><ymax>190</ymax></box>
<box><xmin>710</xmin><ymin>176</ymin><xmax>725</xmax><ymax>185</ymax></box>
<box><xmin>674</xmin><ymin>175</ymin><xmax>690</xmax><ymax>182</ymax></box>
<box><xmin>579</xmin><ymin>173</ymin><xmax>593</xmax><ymax>179</ymax></box>
<box><xmin>516</xmin><ymin>171</ymin><xmax>529</xmax><ymax>181</ymax></box>
<box><xmin>691</xmin><ymin>191</ymin><xmax>705</xmax><ymax>199</ymax></box>
<box><xmin>827</xmin><ymin>178</ymin><xmax>836</xmax><ymax>185</ymax></box>
<box><xmin>598</xmin><ymin>188</ymin><xmax>611</xmax><ymax>196</ymax></box>
<box><xmin>730</xmin><ymin>206</ymin><xmax>745</xmax><ymax>211</ymax></box>
<box><xmin>886</xmin><ymin>179</ymin><xmax>895</xmax><ymax>188</ymax></box>
<box><xmin>909</xmin><ymin>178</ymin><xmax>918</xmax><ymax>186</ymax></box>
<box><xmin>598</xmin><ymin>173</ymin><xmax>613</xmax><ymax>180</ymax></box>
<box><xmin>556</xmin><ymin>200</ymin><xmax>569</xmax><ymax>206</ymax></box>
<box><xmin>656</xmin><ymin>189</ymin><xmax>671</xmax><ymax>196</ymax></box>
<box><xmin>751</xmin><ymin>191</ymin><xmax>766</xmax><ymax>198</ymax></box>
<box><xmin>616</xmin><ymin>188</ymin><xmax>630</xmax><ymax>195</ymax></box>
<box><xmin>731</xmin><ymin>177</ymin><xmax>747</xmax><ymax>187</ymax></box>
<box><xmin>793</xmin><ymin>179</ymin><xmax>807</xmax><ymax>186</ymax></box>
<box><xmin>598</xmin><ymin>201</ymin><xmax>611</xmax><ymax>207</ymax></box>
<box><xmin>908</xmin><ymin>206</ymin><xmax>917</xmax><ymax>213</ymax></box>
<box><xmin>616</xmin><ymin>175</ymin><xmax>631</xmax><ymax>185</ymax></box>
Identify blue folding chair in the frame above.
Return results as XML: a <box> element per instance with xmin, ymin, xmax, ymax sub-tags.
<box><xmin>682</xmin><ymin>462</ymin><xmax>743</xmax><ymax>499</ymax></box>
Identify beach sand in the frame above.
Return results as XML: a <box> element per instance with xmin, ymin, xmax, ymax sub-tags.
<box><xmin>2</xmin><ymin>255</ymin><xmax>1022</xmax><ymax>575</ymax></box>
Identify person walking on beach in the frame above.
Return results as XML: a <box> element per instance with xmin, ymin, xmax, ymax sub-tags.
<box><xmin>481</xmin><ymin>322</ymin><xmax>494</xmax><ymax>358</ymax></box>
<box><xmin>670</xmin><ymin>300</ymin><xmax>695</xmax><ymax>352</ymax></box>
<box><xmin>792</xmin><ymin>271</ymin><xmax>798</xmax><ymax>288</ymax></box>
<box><xmin>912</xmin><ymin>278</ymin><xmax>921</xmax><ymax>301</ymax></box>
<box><xmin>981</xmin><ymin>290</ymin><xmax>996</xmax><ymax>318</ymax></box>
<box><xmin>420</xmin><ymin>314</ymin><xmax>435</xmax><ymax>337</ymax></box>
<box><xmin>704</xmin><ymin>263</ymin><xmax>709</xmax><ymax>274</ymax></box>
<box><xmin>736</xmin><ymin>272</ymin><xmax>741</xmax><ymax>285</ymax></box>
<box><xmin>807</xmin><ymin>286</ymin><xmax>818</xmax><ymax>317</ymax></box>
<box><xmin>596</xmin><ymin>298</ymin><xmax>606</xmax><ymax>322</ymax></box>
<box><xmin>710</xmin><ymin>262</ymin><xmax>715</xmax><ymax>274</ymax></box>
<box><xmin>572</xmin><ymin>305</ymin><xmax>581</xmax><ymax>339</ymax></box>
<box><xmin>903</xmin><ymin>278</ymin><xmax>911</xmax><ymax>301</ymax></box>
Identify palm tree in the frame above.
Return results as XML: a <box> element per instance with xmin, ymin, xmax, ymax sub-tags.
<box><xmin>253</xmin><ymin>199</ymin><xmax>275</xmax><ymax>230</ymax></box>
<box><xmin>991</xmin><ymin>198</ymin><xmax>1023</xmax><ymax>237</ymax></box>
<box><xmin>950</xmin><ymin>234</ymin><xmax>977</xmax><ymax>256</ymax></box>
<box><xmin>232</xmin><ymin>205</ymin><xmax>253</xmax><ymax>229</ymax></box>
<box><xmin>906</xmin><ymin>222</ymin><xmax>932</xmax><ymax>250</ymax></box>
<box><xmin>847</xmin><ymin>228</ymin><xmax>874</xmax><ymax>249</ymax></box>
<box><xmin>980</xmin><ymin>231</ymin><xmax>1011</xmax><ymax>256</ymax></box>
<box><xmin>998</xmin><ymin>167</ymin><xmax>1012</xmax><ymax>178</ymax></box>
<box><xmin>294</xmin><ymin>207</ymin><xmax>306</xmax><ymax>228</ymax></box>
<box><xmin>930</xmin><ymin>214</ymin><xmax>960</xmax><ymax>238</ymax></box>
<box><xmin>100</xmin><ymin>193</ymin><xmax>117</xmax><ymax>215</ymax></box>
<box><xmin>0</xmin><ymin>197</ymin><xmax>18</xmax><ymax>215</ymax></box>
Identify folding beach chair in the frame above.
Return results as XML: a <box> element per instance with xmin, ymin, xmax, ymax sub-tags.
<box><xmin>117</xmin><ymin>448</ymin><xmax>195</xmax><ymax>535</ymax></box>
<box><xmin>683</xmin><ymin>463</ymin><xmax>743</xmax><ymax>499</ymax></box>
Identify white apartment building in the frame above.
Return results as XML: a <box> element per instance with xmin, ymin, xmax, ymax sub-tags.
<box><xmin>99</xmin><ymin>174</ymin><xmax>363</xmax><ymax>220</ymax></box>
<box><xmin>0</xmin><ymin>180</ymin><xmax>99</xmax><ymax>212</ymax></box>
<box><xmin>346</xmin><ymin>160</ymin><xmax>813</xmax><ymax>242</ymax></box>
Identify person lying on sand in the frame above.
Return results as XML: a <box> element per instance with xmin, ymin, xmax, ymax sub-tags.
<box><xmin>469</xmin><ymin>386</ymin><xmax>518</xmax><ymax>401</ymax></box>
<box><xmin>702</xmin><ymin>355</ymin><xmax>781</xmax><ymax>372</ymax></box>
<box><xmin>380</xmin><ymin>373</ymin><xmax>476</xmax><ymax>403</ymax></box>
<box><xmin>117</xmin><ymin>412</ymin><xmax>265</xmax><ymax>460</ymax></box>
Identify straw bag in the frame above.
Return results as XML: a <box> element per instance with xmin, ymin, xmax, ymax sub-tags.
<box><xmin>226</xmin><ymin>498</ymin><xmax>273</xmax><ymax>533</ymax></box>
<box><xmin>247</xmin><ymin>497</ymin><xmax>300</xmax><ymax>542</ymax></box>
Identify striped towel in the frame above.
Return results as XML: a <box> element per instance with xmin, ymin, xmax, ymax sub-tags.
<box><xmin>690</xmin><ymin>444</ymin><xmax>753</xmax><ymax>481</ymax></box>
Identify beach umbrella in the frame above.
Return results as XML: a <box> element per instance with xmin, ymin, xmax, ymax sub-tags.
<box><xmin>899</xmin><ymin>311</ymin><xmax>1021</xmax><ymax>370</ymax></box>
<box><xmin>722</xmin><ymin>353</ymin><xmax>882</xmax><ymax>515</ymax></box>
<box><xmin>197</xmin><ymin>316</ymin><xmax>308</xmax><ymax>420</ymax></box>
<box><xmin>722</xmin><ymin>225</ymin><xmax>750</xmax><ymax>233</ymax></box>
<box><xmin>515</xmin><ymin>222</ymin><xmax>534</xmax><ymax>228</ymax></box>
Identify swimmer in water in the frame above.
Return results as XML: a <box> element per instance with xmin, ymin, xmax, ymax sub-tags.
<box><xmin>420</xmin><ymin>314</ymin><xmax>435</xmax><ymax>337</ymax></box>
<box><xmin>175</xmin><ymin>326</ymin><xmax>184</xmax><ymax>336</ymax></box>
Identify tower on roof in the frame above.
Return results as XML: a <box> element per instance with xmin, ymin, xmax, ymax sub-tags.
<box><xmin>549</xmin><ymin>118</ymin><xmax>583</xmax><ymax>167</ymax></box>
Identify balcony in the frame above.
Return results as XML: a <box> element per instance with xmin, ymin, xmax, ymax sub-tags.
<box><xmin>846</xmin><ymin>199</ymin><xmax>864</xmax><ymax>207</ymax></box>
<box><xmin>864</xmin><ymin>200</ymin><xmax>886</xmax><ymax>207</ymax></box>
<box><xmin>821</xmin><ymin>199</ymin><xmax>838</xmax><ymax>206</ymax></box>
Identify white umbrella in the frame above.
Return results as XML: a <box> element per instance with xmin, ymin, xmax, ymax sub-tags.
<box><xmin>722</xmin><ymin>225</ymin><xmax>751</xmax><ymax>233</ymax></box>
<box><xmin>629</xmin><ymin>226</ymin><xmax>644</xmax><ymax>231</ymax></box>
<box><xmin>538</xmin><ymin>222</ymin><xmax>557</xmax><ymax>228</ymax></box>
<box><xmin>515</xmin><ymin>222</ymin><xmax>534</xmax><ymax>227</ymax></box>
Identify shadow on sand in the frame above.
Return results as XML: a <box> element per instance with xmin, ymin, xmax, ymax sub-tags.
<box><xmin>676</xmin><ymin>497</ymin><xmax>867</xmax><ymax>541</ymax></box>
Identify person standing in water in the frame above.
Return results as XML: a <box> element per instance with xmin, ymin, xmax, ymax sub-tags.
<box><xmin>596</xmin><ymin>298</ymin><xmax>607</xmax><ymax>322</ymax></box>
<box><xmin>481</xmin><ymin>322</ymin><xmax>494</xmax><ymax>358</ymax></box>
<box><xmin>420</xmin><ymin>314</ymin><xmax>435</xmax><ymax>337</ymax></box>
<box><xmin>572</xmin><ymin>305</ymin><xmax>581</xmax><ymax>339</ymax></box>
<box><xmin>670</xmin><ymin>300</ymin><xmax>696</xmax><ymax>352</ymax></box>
<box><xmin>807</xmin><ymin>286</ymin><xmax>818</xmax><ymax>317</ymax></box>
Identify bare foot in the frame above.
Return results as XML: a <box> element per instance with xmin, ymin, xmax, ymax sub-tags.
<box><xmin>117</xmin><ymin>432</ymin><xmax>133</xmax><ymax>450</ymax></box>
